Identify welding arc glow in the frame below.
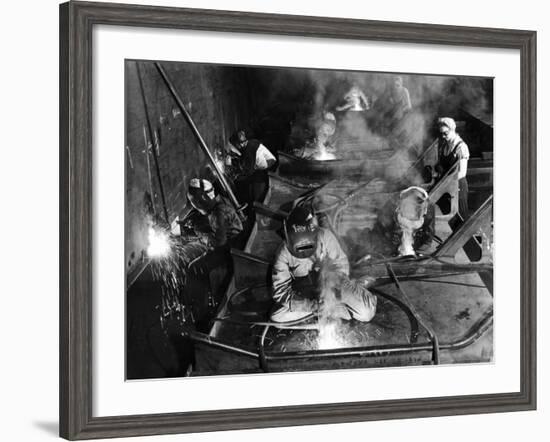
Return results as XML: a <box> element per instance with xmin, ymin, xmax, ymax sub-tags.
<box><xmin>147</xmin><ymin>227</ymin><xmax>171</xmax><ymax>258</ymax></box>
<box><xmin>317</xmin><ymin>321</ymin><xmax>346</xmax><ymax>350</ymax></box>
<box><xmin>313</xmin><ymin>143</ymin><xmax>336</xmax><ymax>161</ymax></box>
<box><xmin>314</xmin><ymin>149</ymin><xmax>336</xmax><ymax>161</ymax></box>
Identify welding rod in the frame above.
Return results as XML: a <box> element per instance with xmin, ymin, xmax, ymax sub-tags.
<box><xmin>154</xmin><ymin>62</ymin><xmax>245</xmax><ymax>218</ymax></box>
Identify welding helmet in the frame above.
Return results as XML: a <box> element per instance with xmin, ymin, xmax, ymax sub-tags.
<box><xmin>283</xmin><ymin>206</ymin><xmax>319</xmax><ymax>259</ymax></box>
<box><xmin>187</xmin><ymin>178</ymin><xmax>216</xmax><ymax>215</ymax></box>
<box><xmin>396</xmin><ymin>186</ymin><xmax>429</xmax><ymax>222</ymax></box>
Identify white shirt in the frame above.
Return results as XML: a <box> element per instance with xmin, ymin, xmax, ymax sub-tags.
<box><xmin>255</xmin><ymin>144</ymin><xmax>276</xmax><ymax>170</ymax></box>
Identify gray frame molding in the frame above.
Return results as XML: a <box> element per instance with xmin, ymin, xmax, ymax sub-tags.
<box><xmin>59</xmin><ymin>1</ymin><xmax>537</xmax><ymax>439</ymax></box>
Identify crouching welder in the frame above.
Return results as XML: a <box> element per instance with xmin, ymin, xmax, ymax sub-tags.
<box><xmin>180</xmin><ymin>178</ymin><xmax>244</xmax><ymax>330</ymax></box>
<box><xmin>270</xmin><ymin>206</ymin><xmax>377</xmax><ymax>323</ymax></box>
<box><xmin>361</xmin><ymin>185</ymin><xmax>434</xmax><ymax>258</ymax></box>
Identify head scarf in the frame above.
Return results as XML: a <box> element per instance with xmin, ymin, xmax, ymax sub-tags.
<box><xmin>437</xmin><ymin>117</ymin><xmax>456</xmax><ymax>132</ymax></box>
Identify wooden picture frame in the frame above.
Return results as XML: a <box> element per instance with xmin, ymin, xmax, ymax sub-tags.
<box><xmin>59</xmin><ymin>1</ymin><xmax>536</xmax><ymax>439</ymax></box>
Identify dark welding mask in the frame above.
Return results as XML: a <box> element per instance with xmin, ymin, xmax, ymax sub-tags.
<box><xmin>284</xmin><ymin>206</ymin><xmax>319</xmax><ymax>259</ymax></box>
<box><xmin>187</xmin><ymin>178</ymin><xmax>216</xmax><ymax>215</ymax></box>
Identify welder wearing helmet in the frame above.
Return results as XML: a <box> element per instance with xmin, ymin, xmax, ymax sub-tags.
<box><xmin>180</xmin><ymin>178</ymin><xmax>244</xmax><ymax>331</ymax></box>
<box><xmin>186</xmin><ymin>178</ymin><xmax>243</xmax><ymax>249</ymax></box>
<box><xmin>229</xmin><ymin>129</ymin><xmax>276</xmax><ymax>210</ymax></box>
<box><xmin>270</xmin><ymin>206</ymin><xmax>377</xmax><ymax>323</ymax></box>
<box><xmin>364</xmin><ymin>185</ymin><xmax>434</xmax><ymax>258</ymax></box>
<box><xmin>395</xmin><ymin>186</ymin><xmax>431</xmax><ymax>256</ymax></box>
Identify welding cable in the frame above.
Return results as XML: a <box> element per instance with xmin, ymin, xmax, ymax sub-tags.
<box><xmin>426</xmin><ymin>255</ymin><xmax>493</xmax><ymax>272</ymax></box>
<box><xmin>358</xmin><ymin>252</ymin><xmax>492</xmax><ymax>273</ymax></box>
<box><xmin>369</xmin><ymin>287</ymin><xmax>420</xmax><ymax>343</ymax></box>
<box><xmin>353</xmin><ymin>253</ymin><xmax>427</xmax><ymax>267</ymax></box>
<box><xmin>258</xmin><ymin>325</ymin><xmax>270</xmax><ymax>372</ymax></box>
<box><xmin>365</xmin><ymin>269</ymin><xmax>490</xmax><ymax>299</ymax></box>
<box><xmin>313</xmin><ymin>193</ymin><xmax>347</xmax><ymax>214</ymax></box>
<box><xmin>212</xmin><ymin>314</ymin><xmax>317</xmax><ymax>329</ymax></box>
<box><xmin>386</xmin><ymin>263</ymin><xmax>440</xmax><ymax>365</ymax></box>
<box><xmin>331</xmin><ymin>201</ymin><xmax>347</xmax><ymax>229</ymax></box>
<box><xmin>401</xmin><ymin>279</ymin><xmax>486</xmax><ymax>289</ymax></box>
<box><xmin>327</xmin><ymin>179</ymin><xmax>383</xmax><ymax>228</ymax></box>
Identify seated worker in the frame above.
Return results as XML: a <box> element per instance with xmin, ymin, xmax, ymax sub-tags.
<box><xmin>181</xmin><ymin>178</ymin><xmax>244</xmax><ymax>330</ymax></box>
<box><xmin>228</xmin><ymin>129</ymin><xmax>276</xmax><ymax>210</ymax></box>
<box><xmin>270</xmin><ymin>206</ymin><xmax>377</xmax><ymax>323</ymax></box>
<box><xmin>436</xmin><ymin>117</ymin><xmax>470</xmax><ymax>221</ymax></box>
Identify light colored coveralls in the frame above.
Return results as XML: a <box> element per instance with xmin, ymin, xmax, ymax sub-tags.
<box><xmin>270</xmin><ymin>228</ymin><xmax>377</xmax><ymax>323</ymax></box>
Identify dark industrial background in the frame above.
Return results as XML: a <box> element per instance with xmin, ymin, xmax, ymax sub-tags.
<box><xmin>126</xmin><ymin>60</ymin><xmax>493</xmax><ymax>379</ymax></box>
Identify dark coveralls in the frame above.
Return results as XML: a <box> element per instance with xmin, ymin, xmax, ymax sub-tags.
<box><xmin>233</xmin><ymin>139</ymin><xmax>269</xmax><ymax>209</ymax></box>
<box><xmin>436</xmin><ymin>136</ymin><xmax>470</xmax><ymax>222</ymax></box>
<box><xmin>183</xmin><ymin>196</ymin><xmax>244</xmax><ymax>331</ymax></box>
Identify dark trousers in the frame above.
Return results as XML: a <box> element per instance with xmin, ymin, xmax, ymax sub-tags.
<box><xmin>185</xmin><ymin>246</ymin><xmax>231</xmax><ymax>332</ymax></box>
<box><xmin>185</xmin><ymin>231</ymin><xmax>247</xmax><ymax>332</ymax></box>
<box><xmin>458</xmin><ymin>177</ymin><xmax>469</xmax><ymax>221</ymax></box>
<box><xmin>436</xmin><ymin>177</ymin><xmax>469</xmax><ymax>223</ymax></box>
<box><xmin>235</xmin><ymin>171</ymin><xmax>269</xmax><ymax>215</ymax></box>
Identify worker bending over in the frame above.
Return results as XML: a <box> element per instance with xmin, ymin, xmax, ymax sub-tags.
<box><xmin>270</xmin><ymin>206</ymin><xmax>377</xmax><ymax>323</ymax></box>
<box><xmin>229</xmin><ymin>129</ymin><xmax>276</xmax><ymax>210</ymax></box>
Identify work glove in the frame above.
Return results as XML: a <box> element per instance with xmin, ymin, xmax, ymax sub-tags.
<box><xmin>289</xmin><ymin>295</ymin><xmax>319</xmax><ymax>313</ymax></box>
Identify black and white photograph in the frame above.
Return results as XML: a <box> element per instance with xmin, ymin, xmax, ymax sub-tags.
<box><xmin>125</xmin><ymin>60</ymin><xmax>494</xmax><ymax>379</ymax></box>
<box><xmin>1</xmin><ymin>0</ymin><xmax>546</xmax><ymax>439</ymax></box>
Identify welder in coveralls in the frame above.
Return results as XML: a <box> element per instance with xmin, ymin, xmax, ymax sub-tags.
<box><xmin>181</xmin><ymin>178</ymin><xmax>244</xmax><ymax>330</ymax></box>
<box><xmin>360</xmin><ymin>186</ymin><xmax>434</xmax><ymax>258</ymax></box>
<box><xmin>394</xmin><ymin>186</ymin><xmax>433</xmax><ymax>256</ymax></box>
<box><xmin>270</xmin><ymin>206</ymin><xmax>377</xmax><ymax>323</ymax></box>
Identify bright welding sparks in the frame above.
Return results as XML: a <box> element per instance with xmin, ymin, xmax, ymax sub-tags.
<box><xmin>313</xmin><ymin>144</ymin><xmax>336</xmax><ymax>161</ymax></box>
<box><xmin>147</xmin><ymin>227</ymin><xmax>171</xmax><ymax>259</ymax></box>
<box><xmin>317</xmin><ymin>321</ymin><xmax>346</xmax><ymax>350</ymax></box>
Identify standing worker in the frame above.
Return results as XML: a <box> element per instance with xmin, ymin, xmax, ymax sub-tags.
<box><xmin>436</xmin><ymin>117</ymin><xmax>470</xmax><ymax>221</ymax></box>
<box><xmin>388</xmin><ymin>76</ymin><xmax>412</xmax><ymax>121</ymax></box>
<box><xmin>229</xmin><ymin>129</ymin><xmax>276</xmax><ymax>212</ymax></box>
